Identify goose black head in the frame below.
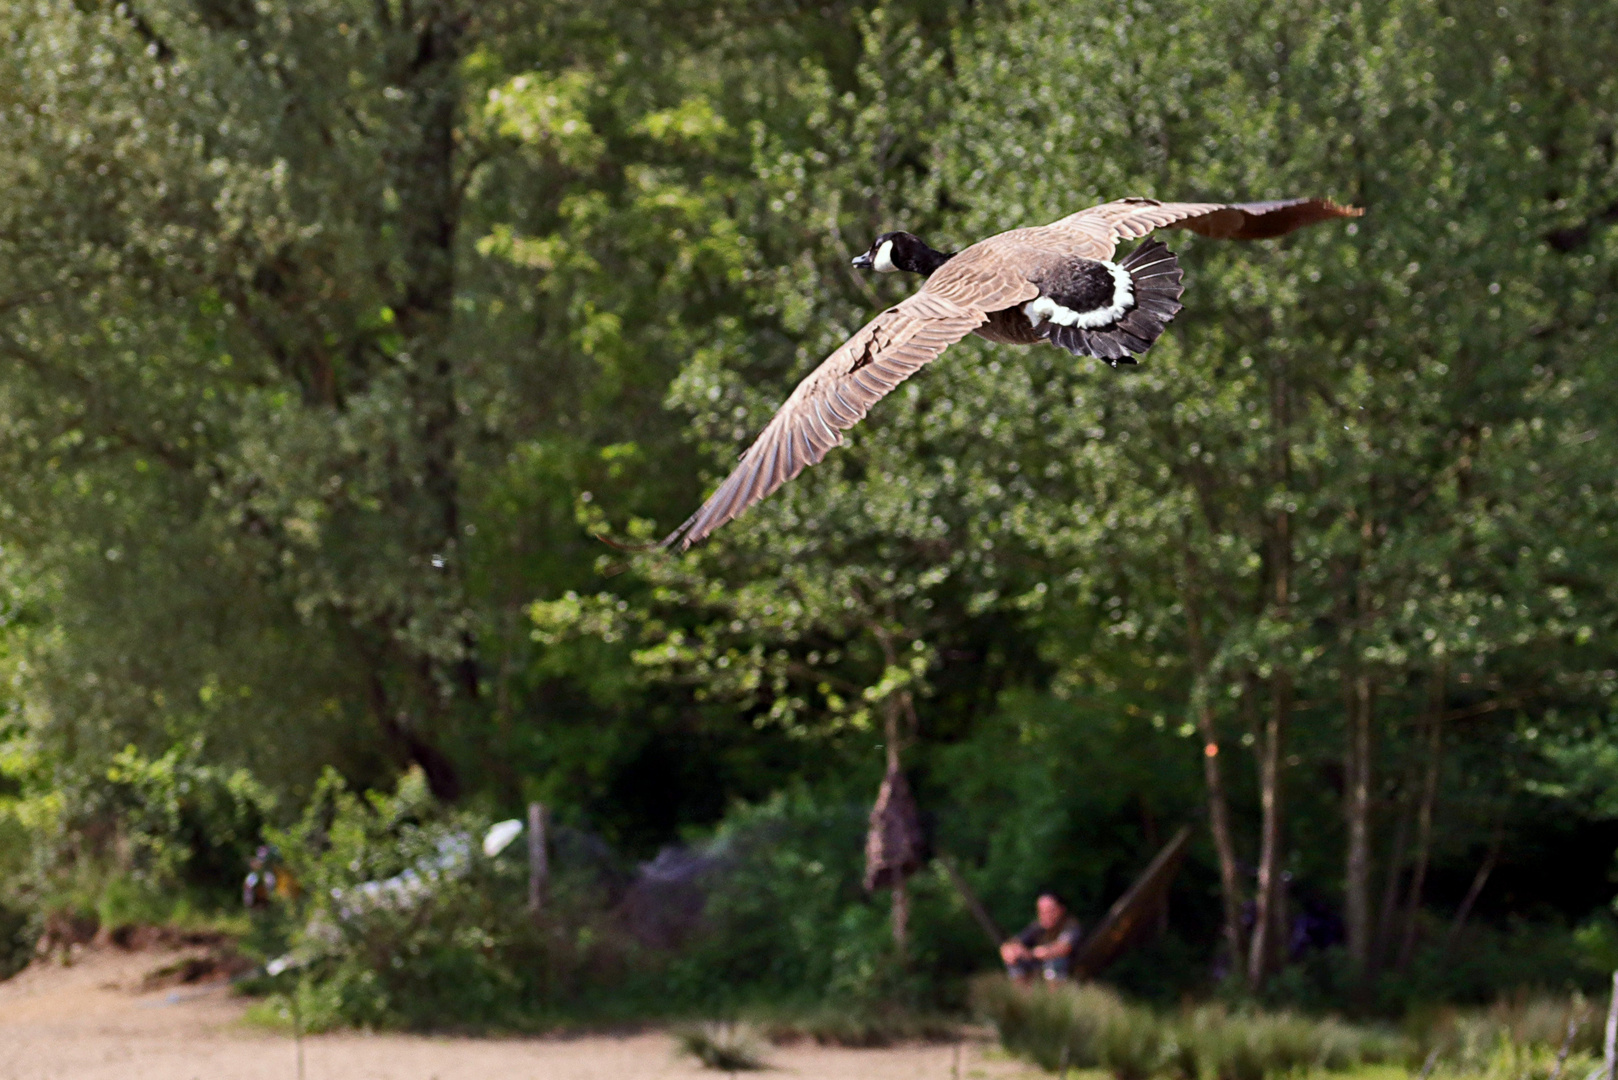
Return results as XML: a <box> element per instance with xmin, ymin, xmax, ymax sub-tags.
<box><xmin>851</xmin><ymin>231</ymin><xmax>955</xmax><ymax>276</ymax></box>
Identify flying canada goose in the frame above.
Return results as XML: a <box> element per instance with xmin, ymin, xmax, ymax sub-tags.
<box><xmin>658</xmin><ymin>196</ymin><xmax>1362</xmax><ymax>550</ymax></box>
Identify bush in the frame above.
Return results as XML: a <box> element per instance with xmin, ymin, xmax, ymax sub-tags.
<box><xmin>674</xmin><ymin>1022</ymin><xmax>772</xmax><ymax>1071</ymax></box>
<box><xmin>1409</xmin><ymin>995</ymin><xmax>1602</xmax><ymax>1080</ymax></box>
<box><xmin>262</xmin><ymin>768</ymin><xmax>539</xmax><ymax>1029</ymax></box>
<box><xmin>245</xmin><ymin>778</ymin><xmax>979</xmax><ymax>1031</ymax></box>
<box><xmin>0</xmin><ymin>895</ymin><xmax>36</xmax><ymax>978</ymax></box>
<box><xmin>971</xmin><ymin>977</ymin><xmax>1136</xmax><ymax>1072</ymax></box>
<box><xmin>257</xmin><ymin>766</ymin><xmax>646</xmax><ymax>1031</ymax></box>
<box><xmin>971</xmin><ymin>976</ymin><xmax>1405</xmax><ymax>1080</ymax></box>
<box><xmin>653</xmin><ymin>789</ymin><xmax>953</xmax><ymax>1012</ymax></box>
<box><xmin>39</xmin><ymin>741</ymin><xmax>274</xmax><ymax>909</ymax></box>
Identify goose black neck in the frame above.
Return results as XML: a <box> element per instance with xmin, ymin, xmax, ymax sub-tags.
<box><xmin>910</xmin><ymin>244</ymin><xmax>955</xmax><ymax>276</ymax></box>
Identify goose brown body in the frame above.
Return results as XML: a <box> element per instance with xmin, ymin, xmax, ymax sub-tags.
<box><xmin>658</xmin><ymin>196</ymin><xmax>1361</xmax><ymax>550</ymax></box>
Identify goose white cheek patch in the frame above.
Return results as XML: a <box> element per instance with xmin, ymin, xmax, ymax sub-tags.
<box><xmin>1024</xmin><ymin>262</ymin><xmax>1134</xmax><ymax>328</ymax></box>
<box><xmin>872</xmin><ymin>239</ymin><xmax>898</xmax><ymax>273</ymax></box>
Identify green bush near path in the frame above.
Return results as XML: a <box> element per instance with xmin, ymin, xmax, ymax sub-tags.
<box><xmin>972</xmin><ymin>977</ymin><xmax>1406</xmax><ymax>1080</ymax></box>
<box><xmin>972</xmin><ymin>978</ymin><xmax>1611</xmax><ymax>1080</ymax></box>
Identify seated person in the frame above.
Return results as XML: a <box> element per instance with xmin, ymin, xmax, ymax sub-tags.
<box><xmin>1000</xmin><ymin>890</ymin><xmax>1082</xmax><ymax>983</ymax></box>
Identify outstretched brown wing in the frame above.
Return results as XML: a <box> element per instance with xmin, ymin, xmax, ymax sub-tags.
<box><xmin>662</xmin><ymin>288</ymin><xmax>1014</xmax><ymax>550</ymax></box>
<box><xmin>1052</xmin><ymin>196</ymin><xmax>1363</xmax><ymax>259</ymax></box>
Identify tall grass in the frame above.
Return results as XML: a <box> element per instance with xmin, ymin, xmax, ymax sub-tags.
<box><xmin>1409</xmin><ymin>995</ymin><xmax>1601</xmax><ymax>1080</ymax></box>
<box><xmin>970</xmin><ymin>977</ymin><xmax>1404</xmax><ymax>1080</ymax></box>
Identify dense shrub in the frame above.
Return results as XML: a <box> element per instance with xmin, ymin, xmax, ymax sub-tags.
<box><xmin>45</xmin><ymin>741</ymin><xmax>274</xmax><ymax>904</ymax></box>
<box><xmin>254</xmin><ymin>779</ymin><xmax>988</xmax><ymax>1029</ymax></box>
<box><xmin>656</xmin><ymin>790</ymin><xmax>914</xmax><ymax>1009</ymax></box>
<box><xmin>0</xmin><ymin>895</ymin><xmax>35</xmax><ymax>978</ymax></box>
<box><xmin>1408</xmin><ymin>995</ymin><xmax>1603</xmax><ymax>1080</ymax></box>
<box><xmin>260</xmin><ymin>767</ymin><xmax>615</xmax><ymax>1030</ymax></box>
<box><xmin>674</xmin><ymin>1022</ymin><xmax>772</xmax><ymax>1071</ymax></box>
<box><xmin>971</xmin><ymin>977</ymin><xmax>1405</xmax><ymax>1080</ymax></box>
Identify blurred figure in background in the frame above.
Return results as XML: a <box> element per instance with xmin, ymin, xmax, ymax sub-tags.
<box><xmin>1000</xmin><ymin>890</ymin><xmax>1082</xmax><ymax>983</ymax></box>
<box><xmin>243</xmin><ymin>845</ymin><xmax>298</xmax><ymax>908</ymax></box>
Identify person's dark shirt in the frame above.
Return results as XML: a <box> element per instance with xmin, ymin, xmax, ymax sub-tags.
<box><xmin>1016</xmin><ymin>914</ymin><xmax>1081</xmax><ymax>951</ymax></box>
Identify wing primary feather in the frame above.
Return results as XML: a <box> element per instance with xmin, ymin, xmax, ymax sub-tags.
<box><xmin>656</xmin><ymin>289</ymin><xmax>1007</xmax><ymax>547</ymax></box>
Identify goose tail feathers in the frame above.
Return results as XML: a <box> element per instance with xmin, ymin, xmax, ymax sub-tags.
<box><xmin>1046</xmin><ymin>239</ymin><xmax>1185</xmax><ymax>365</ymax></box>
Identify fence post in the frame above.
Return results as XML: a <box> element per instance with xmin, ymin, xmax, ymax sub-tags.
<box><xmin>527</xmin><ymin>802</ymin><xmax>549</xmax><ymax>916</ymax></box>
<box><xmin>1604</xmin><ymin>969</ymin><xmax>1618</xmax><ymax>1080</ymax></box>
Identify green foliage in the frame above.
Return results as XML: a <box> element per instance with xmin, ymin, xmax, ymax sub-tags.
<box><xmin>262</xmin><ymin>768</ymin><xmax>557</xmax><ymax>1030</ymax></box>
<box><xmin>661</xmin><ymin>790</ymin><xmax>909</xmax><ymax>1008</ymax></box>
<box><xmin>972</xmin><ymin>979</ymin><xmax>1138</xmax><ymax>1073</ymax></box>
<box><xmin>0</xmin><ymin>895</ymin><xmax>36</xmax><ymax>979</ymax></box>
<box><xmin>972</xmin><ymin>977</ymin><xmax>1404</xmax><ymax>1079</ymax></box>
<box><xmin>1383</xmin><ymin>995</ymin><xmax>1602</xmax><ymax>1080</ymax></box>
<box><xmin>2</xmin><ymin>0</ymin><xmax>1618</xmax><ymax>1027</ymax></box>
<box><xmin>674</xmin><ymin>1022</ymin><xmax>772</xmax><ymax>1072</ymax></box>
<box><xmin>78</xmin><ymin>743</ymin><xmax>272</xmax><ymax>892</ymax></box>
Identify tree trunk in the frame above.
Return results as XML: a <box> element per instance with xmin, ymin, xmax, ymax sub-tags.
<box><xmin>1344</xmin><ymin>500</ymin><xmax>1378</xmax><ymax>980</ymax></box>
<box><xmin>1197</xmin><ymin>697</ymin><xmax>1243</xmax><ymax>963</ymax></box>
<box><xmin>1249</xmin><ymin>352</ymin><xmax>1294</xmax><ymax>989</ymax></box>
<box><xmin>365</xmin><ymin>646</ymin><xmax>463</xmax><ymax>800</ymax></box>
<box><xmin>374</xmin><ymin>4</ymin><xmax>478</xmax><ymax>793</ymax></box>
<box><xmin>1181</xmin><ymin>558</ymin><xmax>1247</xmax><ymax>976</ymax></box>
<box><xmin>1371</xmin><ymin>778</ymin><xmax>1413</xmax><ymax>973</ymax></box>
<box><xmin>1397</xmin><ymin>667</ymin><xmax>1447</xmax><ymax>971</ymax></box>
<box><xmin>881</xmin><ymin>685</ymin><xmax>915</xmax><ymax>956</ymax></box>
<box><xmin>1442</xmin><ymin>830</ymin><xmax>1501</xmax><ymax>954</ymax></box>
<box><xmin>1248</xmin><ymin>672</ymin><xmax>1290</xmax><ymax>986</ymax></box>
<box><xmin>1344</xmin><ymin>669</ymin><xmax>1375</xmax><ymax>976</ymax></box>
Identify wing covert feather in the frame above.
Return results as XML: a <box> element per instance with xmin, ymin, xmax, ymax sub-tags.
<box><xmin>662</xmin><ymin>288</ymin><xmax>1004</xmax><ymax>550</ymax></box>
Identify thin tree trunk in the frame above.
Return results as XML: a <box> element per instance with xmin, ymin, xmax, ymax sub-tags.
<box><xmin>1442</xmin><ymin>830</ymin><xmax>1501</xmax><ymax>954</ymax></box>
<box><xmin>1398</xmin><ymin>666</ymin><xmax>1447</xmax><ymax>971</ymax></box>
<box><xmin>883</xmin><ymin>685</ymin><xmax>911</xmax><ymax>956</ymax></box>
<box><xmin>1603</xmin><ymin>970</ymin><xmax>1618</xmax><ymax>1080</ymax></box>
<box><xmin>1344</xmin><ymin>502</ymin><xmax>1378</xmax><ymax>980</ymax></box>
<box><xmin>527</xmin><ymin>802</ymin><xmax>549</xmax><ymax>917</ymax></box>
<box><xmin>1249</xmin><ymin>353</ymin><xmax>1293</xmax><ymax>989</ymax></box>
<box><xmin>1248</xmin><ymin>672</ymin><xmax>1290</xmax><ymax>985</ymax></box>
<box><xmin>1344</xmin><ymin>669</ymin><xmax>1375</xmax><ymax>976</ymax></box>
<box><xmin>1371</xmin><ymin>778</ymin><xmax>1413</xmax><ymax>973</ymax></box>
<box><xmin>1181</xmin><ymin>559</ymin><xmax>1246</xmax><ymax>976</ymax></box>
<box><xmin>1197</xmin><ymin>689</ymin><xmax>1244</xmax><ymax>964</ymax></box>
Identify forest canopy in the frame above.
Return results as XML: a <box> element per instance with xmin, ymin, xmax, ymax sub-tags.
<box><xmin>1</xmin><ymin>0</ymin><xmax>1617</xmax><ymax>1013</ymax></box>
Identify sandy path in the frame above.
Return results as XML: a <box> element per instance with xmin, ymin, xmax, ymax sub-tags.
<box><xmin>0</xmin><ymin>946</ymin><xmax>1037</xmax><ymax>1080</ymax></box>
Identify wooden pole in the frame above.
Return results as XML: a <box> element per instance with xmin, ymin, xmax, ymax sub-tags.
<box><xmin>528</xmin><ymin>802</ymin><xmax>549</xmax><ymax>916</ymax></box>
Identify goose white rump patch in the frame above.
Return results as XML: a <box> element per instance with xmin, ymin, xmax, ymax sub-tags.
<box><xmin>1023</xmin><ymin>261</ymin><xmax>1134</xmax><ymax>328</ymax></box>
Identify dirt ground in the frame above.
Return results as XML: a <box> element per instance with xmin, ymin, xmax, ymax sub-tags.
<box><xmin>0</xmin><ymin>944</ymin><xmax>1039</xmax><ymax>1080</ymax></box>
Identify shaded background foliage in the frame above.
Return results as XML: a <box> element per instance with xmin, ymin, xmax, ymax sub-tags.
<box><xmin>1</xmin><ymin>0</ymin><xmax>1617</xmax><ymax>1019</ymax></box>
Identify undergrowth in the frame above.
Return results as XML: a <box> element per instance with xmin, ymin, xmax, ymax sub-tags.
<box><xmin>972</xmin><ymin>977</ymin><xmax>1405</xmax><ymax>1079</ymax></box>
<box><xmin>674</xmin><ymin>1022</ymin><xmax>772</xmax><ymax>1071</ymax></box>
<box><xmin>973</xmin><ymin>978</ymin><xmax>1607</xmax><ymax>1080</ymax></box>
